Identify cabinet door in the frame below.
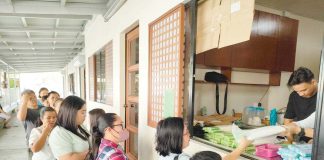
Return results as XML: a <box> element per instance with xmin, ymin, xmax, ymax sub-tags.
<box><xmin>195</xmin><ymin>53</ymin><xmax>205</xmax><ymax>65</ymax></box>
<box><xmin>231</xmin><ymin>10</ymin><xmax>279</xmax><ymax>70</ymax></box>
<box><xmin>231</xmin><ymin>36</ymin><xmax>277</xmax><ymax>70</ymax></box>
<box><xmin>276</xmin><ymin>17</ymin><xmax>298</xmax><ymax>72</ymax></box>
<box><xmin>204</xmin><ymin>47</ymin><xmax>232</xmax><ymax>67</ymax></box>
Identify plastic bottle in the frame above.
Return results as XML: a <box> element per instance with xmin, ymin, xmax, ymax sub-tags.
<box><xmin>269</xmin><ymin>108</ymin><xmax>277</xmax><ymax>126</ymax></box>
<box><xmin>201</xmin><ymin>106</ymin><xmax>207</xmax><ymax>116</ymax></box>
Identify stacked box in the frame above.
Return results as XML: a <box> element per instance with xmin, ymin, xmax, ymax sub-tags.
<box><xmin>277</xmin><ymin>144</ymin><xmax>312</xmax><ymax>160</ymax></box>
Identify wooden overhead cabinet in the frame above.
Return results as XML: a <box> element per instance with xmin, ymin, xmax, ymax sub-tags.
<box><xmin>197</xmin><ymin>10</ymin><xmax>298</xmax><ymax>72</ymax></box>
<box><xmin>276</xmin><ymin>16</ymin><xmax>298</xmax><ymax>72</ymax></box>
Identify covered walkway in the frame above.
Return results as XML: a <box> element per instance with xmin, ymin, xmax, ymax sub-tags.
<box><xmin>0</xmin><ymin>113</ymin><xmax>30</xmax><ymax>160</ymax></box>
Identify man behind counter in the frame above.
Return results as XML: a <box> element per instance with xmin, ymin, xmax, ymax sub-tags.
<box><xmin>284</xmin><ymin>67</ymin><xmax>317</xmax><ymax>142</ymax></box>
<box><xmin>284</xmin><ymin>67</ymin><xmax>317</xmax><ymax>125</ymax></box>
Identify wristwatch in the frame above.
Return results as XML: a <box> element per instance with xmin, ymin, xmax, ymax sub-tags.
<box><xmin>293</xmin><ymin>127</ymin><xmax>305</xmax><ymax>142</ymax></box>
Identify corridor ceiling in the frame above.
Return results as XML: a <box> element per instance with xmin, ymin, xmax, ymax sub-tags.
<box><xmin>256</xmin><ymin>0</ymin><xmax>324</xmax><ymax>22</ymax></box>
<box><xmin>0</xmin><ymin>0</ymin><xmax>124</xmax><ymax>73</ymax></box>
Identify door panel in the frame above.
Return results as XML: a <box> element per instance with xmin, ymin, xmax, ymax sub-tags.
<box><xmin>125</xmin><ymin>27</ymin><xmax>139</xmax><ymax>160</ymax></box>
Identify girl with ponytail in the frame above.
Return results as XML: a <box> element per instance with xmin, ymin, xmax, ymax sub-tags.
<box><xmin>93</xmin><ymin>113</ymin><xmax>129</xmax><ymax>160</ymax></box>
<box><xmin>88</xmin><ymin>108</ymin><xmax>105</xmax><ymax>159</ymax></box>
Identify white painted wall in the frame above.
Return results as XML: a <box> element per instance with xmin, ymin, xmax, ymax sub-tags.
<box><xmin>81</xmin><ymin>1</ymin><xmax>324</xmax><ymax>160</ymax></box>
<box><xmin>84</xmin><ymin>0</ymin><xmax>186</xmax><ymax>159</ymax></box>
<box><xmin>195</xmin><ymin>68</ymin><xmax>270</xmax><ymax>116</ymax></box>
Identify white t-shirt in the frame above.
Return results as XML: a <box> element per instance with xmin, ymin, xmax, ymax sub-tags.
<box><xmin>294</xmin><ymin>112</ymin><xmax>315</xmax><ymax>128</ymax></box>
<box><xmin>29</xmin><ymin>126</ymin><xmax>55</xmax><ymax>160</ymax></box>
<box><xmin>159</xmin><ymin>152</ymin><xmax>191</xmax><ymax>160</ymax></box>
<box><xmin>48</xmin><ymin>126</ymin><xmax>89</xmax><ymax>159</ymax></box>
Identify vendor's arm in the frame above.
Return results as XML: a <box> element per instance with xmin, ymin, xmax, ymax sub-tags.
<box><xmin>285</xmin><ymin>123</ymin><xmax>314</xmax><ymax>139</ymax></box>
<box><xmin>294</xmin><ymin>112</ymin><xmax>315</xmax><ymax>128</ymax></box>
<box><xmin>223</xmin><ymin>137</ymin><xmax>252</xmax><ymax>160</ymax></box>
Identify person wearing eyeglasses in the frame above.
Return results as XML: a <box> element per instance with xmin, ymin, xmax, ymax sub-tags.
<box><xmin>155</xmin><ymin>117</ymin><xmax>253</xmax><ymax>160</ymax></box>
<box><xmin>92</xmin><ymin>113</ymin><xmax>129</xmax><ymax>160</ymax></box>
<box><xmin>156</xmin><ymin>117</ymin><xmax>191</xmax><ymax>160</ymax></box>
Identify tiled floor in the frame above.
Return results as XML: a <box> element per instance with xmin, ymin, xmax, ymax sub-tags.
<box><xmin>0</xmin><ymin>114</ymin><xmax>30</xmax><ymax>160</ymax></box>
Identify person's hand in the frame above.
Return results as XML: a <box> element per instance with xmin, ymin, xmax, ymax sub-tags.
<box><xmin>238</xmin><ymin>136</ymin><xmax>253</xmax><ymax>149</ymax></box>
<box><xmin>284</xmin><ymin>123</ymin><xmax>301</xmax><ymax>135</ymax></box>
<box><xmin>282</xmin><ymin>123</ymin><xmax>301</xmax><ymax>142</ymax></box>
<box><xmin>20</xmin><ymin>94</ymin><xmax>30</xmax><ymax>105</ymax></box>
<box><xmin>42</xmin><ymin>123</ymin><xmax>54</xmax><ymax>136</ymax></box>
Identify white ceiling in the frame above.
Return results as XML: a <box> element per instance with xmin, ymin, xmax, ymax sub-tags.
<box><xmin>256</xmin><ymin>0</ymin><xmax>324</xmax><ymax>22</ymax></box>
<box><xmin>0</xmin><ymin>0</ymin><xmax>124</xmax><ymax>73</ymax></box>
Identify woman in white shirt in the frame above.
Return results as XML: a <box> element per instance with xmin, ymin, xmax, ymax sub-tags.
<box><xmin>49</xmin><ymin>96</ymin><xmax>90</xmax><ymax>160</ymax></box>
<box><xmin>29</xmin><ymin>107</ymin><xmax>57</xmax><ymax>160</ymax></box>
<box><xmin>155</xmin><ymin>117</ymin><xmax>253</xmax><ymax>160</ymax></box>
<box><xmin>156</xmin><ymin>117</ymin><xmax>191</xmax><ymax>160</ymax></box>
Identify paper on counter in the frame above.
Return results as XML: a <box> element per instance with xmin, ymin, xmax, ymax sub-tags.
<box><xmin>232</xmin><ymin>123</ymin><xmax>285</xmax><ymax>145</ymax></box>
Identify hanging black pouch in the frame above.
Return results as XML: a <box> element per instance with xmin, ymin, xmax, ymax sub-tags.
<box><xmin>204</xmin><ymin>71</ymin><xmax>228</xmax><ymax>115</ymax></box>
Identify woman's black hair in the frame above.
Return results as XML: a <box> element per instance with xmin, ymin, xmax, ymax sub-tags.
<box><xmin>38</xmin><ymin>87</ymin><xmax>49</xmax><ymax>98</ymax></box>
<box><xmin>36</xmin><ymin>107</ymin><xmax>56</xmax><ymax>126</ymax></box>
<box><xmin>91</xmin><ymin>113</ymin><xmax>117</xmax><ymax>159</ymax></box>
<box><xmin>190</xmin><ymin>151</ymin><xmax>222</xmax><ymax>160</ymax></box>
<box><xmin>288</xmin><ymin>67</ymin><xmax>314</xmax><ymax>86</ymax></box>
<box><xmin>56</xmin><ymin>96</ymin><xmax>89</xmax><ymax>141</ymax></box>
<box><xmin>48</xmin><ymin>91</ymin><xmax>60</xmax><ymax>98</ymax></box>
<box><xmin>89</xmin><ymin>108</ymin><xmax>105</xmax><ymax>134</ymax></box>
<box><xmin>155</xmin><ymin>117</ymin><xmax>184</xmax><ymax>157</ymax></box>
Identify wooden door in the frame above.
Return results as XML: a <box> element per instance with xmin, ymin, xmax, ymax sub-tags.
<box><xmin>125</xmin><ymin>27</ymin><xmax>139</xmax><ymax>160</ymax></box>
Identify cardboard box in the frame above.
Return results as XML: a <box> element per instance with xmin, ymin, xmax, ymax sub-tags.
<box><xmin>196</xmin><ymin>0</ymin><xmax>255</xmax><ymax>54</ymax></box>
<box><xmin>196</xmin><ymin>0</ymin><xmax>222</xmax><ymax>54</ymax></box>
<box><xmin>219</xmin><ymin>0</ymin><xmax>255</xmax><ymax>48</ymax></box>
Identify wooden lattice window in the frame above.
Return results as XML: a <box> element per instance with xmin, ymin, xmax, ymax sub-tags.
<box><xmin>105</xmin><ymin>41</ymin><xmax>113</xmax><ymax>105</ymax></box>
<box><xmin>148</xmin><ymin>4</ymin><xmax>185</xmax><ymax>127</ymax></box>
<box><xmin>88</xmin><ymin>55</ymin><xmax>96</xmax><ymax>101</ymax></box>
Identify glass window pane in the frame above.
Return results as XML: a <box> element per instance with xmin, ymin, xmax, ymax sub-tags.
<box><xmin>101</xmin><ymin>51</ymin><xmax>106</xmax><ymax>103</ymax></box>
<box><xmin>129</xmin><ymin>38</ymin><xmax>139</xmax><ymax>66</ymax></box>
<box><xmin>96</xmin><ymin>53</ymin><xmax>101</xmax><ymax>102</ymax></box>
<box><xmin>129</xmin><ymin>103</ymin><xmax>138</xmax><ymax>127</ymax></box>
<box><xmin>129</xmin><ymin>71</ymin><xmax>139</xmax><ymax>96</ymax></box>
<box><xmin>95</xmin><ymin>51</ymin><xmax>106</xmax><ymax>103</ymax></box>
<box><xmin>129</xmin><ymin>131</ymin><xmax>138</xmax><ymax>158</ymax></box>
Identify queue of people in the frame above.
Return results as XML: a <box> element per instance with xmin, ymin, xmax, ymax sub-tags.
<box><xmin>15</xmin><ymin>67</ymin><xmax>319</xmax><ymax>160</ymax></box>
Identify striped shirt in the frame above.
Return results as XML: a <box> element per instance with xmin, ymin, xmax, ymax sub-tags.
<box><xmin>96</xmin><ymin>139</ymin><xmax>128</xmax><ymax>160</ymax></box>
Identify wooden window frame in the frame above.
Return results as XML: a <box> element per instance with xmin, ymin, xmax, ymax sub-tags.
<box><xmin>148</xmin><ymin>4</ymin><xmax>185</xmax><ymax>127</ymax></box>
<box><xmin>88</xmin><ymin>42</ymin><xmax>114</xmax><ymax>105</ymax></box>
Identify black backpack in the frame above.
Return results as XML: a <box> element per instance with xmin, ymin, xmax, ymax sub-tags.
<box><xmin>204</xmin><ymin>71</ymin><xmax>228</xmax><ymax>115</ymax></box>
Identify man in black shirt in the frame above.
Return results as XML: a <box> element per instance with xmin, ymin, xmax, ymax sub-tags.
<box><xmin>284</xmin><ymin>67</ymin><xmax>317</xmax><ymax>125</ymax></box>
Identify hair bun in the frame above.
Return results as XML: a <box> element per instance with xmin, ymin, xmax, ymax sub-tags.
<box><xmin>92</xmin><ymin>126</ymin><xmax>103</xmax><ymax>137</ymax></box>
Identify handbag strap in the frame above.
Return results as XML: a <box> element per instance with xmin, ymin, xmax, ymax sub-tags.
<box><xmin>215</xmin><ymin>83</ymin><xmax>228</xmax><ymax>115</ymax></box>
